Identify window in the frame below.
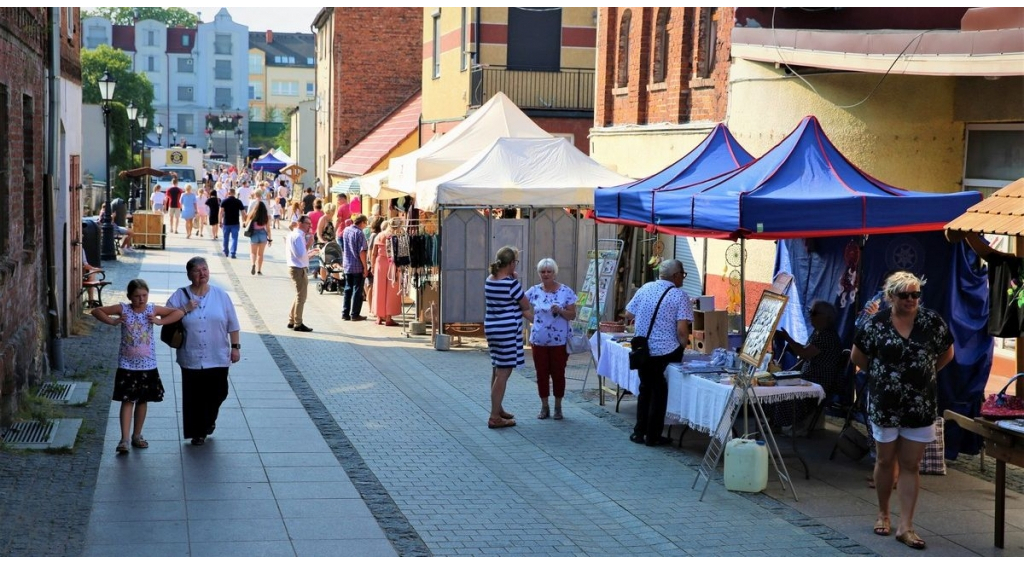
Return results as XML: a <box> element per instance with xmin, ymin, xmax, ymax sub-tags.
<box><xmin>177</xmin><ymin>86</ymin><xmax>194</xmax><ymax>102</ymax></box>
<box><xmin>22</xmin><ymin>94</ymin><xmax>34</xmax><ymax>248</ymax></box>
<box><xmin>85</xmin><ymin>25</ymin><xmax>106</xmax><ymax>49</ymax></box>
<box><xmin>147</xmin><ymin>56</ymin><xmax>156</xmax><ymax>72</ymax></box>
<box><xmin>616</xmin><ymin>10</ymin><xmax>631</xmax><ymax>88</ymax></box>
<box><xmin>0</xmin><ymin>84</ymin><xmax>7</xmax><ymax>253</ymax></box>
<box><xmin>65</xmin><ymin>7</ymin><xmax>75</xmax><ymax>38</ymax></box>
<box><xmin>271</xmin><ymin>81</ymin><xmax>299</xmax><ymax>96</ymax></box>
<box><xmin>964</xmin><ymin>124</ymin><xmax>1024</xmax><ymax>198</ymax></box>
<box><xmin>214</xmin><ymin>33</ymin><xmax>232</xmax><ymax>55</ymax></box>
<box><xmin>251</xmin><ymin>107</ymin><xmax>263</xmax><ymax>121</ymax></box>
<box><xmin>432</xmin><ymin>10</ymin><xmax>441</xmax><ymax>79</ymax></box>
<box><xmin>460</xmin><ymin>8</ymin><xmax>469</xmax><ymax>71</ymax></box>
<box><xmin>507</xmin><ymin>7</ymin><xmax>561</xmax><ymax>72</ymax></box>
<box><xmin>306</xmin><ymin>57</ymin><xmax>313</xmax><ymax>65</ymax></box>
<box><xmin>214</xmin><ymin>60</ymin><xmax>232</xmax><ymax>81</ymax></box>
<box><xmin>177</xmin><ymin>57</ymin><xmax>194</xmax><ymax>73</ymax></box>
<box><xmin>249</xmin><ymin>53</ymin><xmax>263</xmax><ymax>74</ymax></box>
<box><xmin>177</xmin><ymin>114</ymin><xmax>194</xmax><ymax>136</ymax></box>
<box><xmin>151</xmin><ymin>82</ymin><xmax>161</xmax><ymax>102</ymax></box>
<box><xmin>697</xmin><ymin>8</ymin><xmax>718</xmax><ymax>79</ymax></box>
<box><xmin>214</xmin><ymin>88</ymin><xmax>232</xmax><ymax>109</ymax></box>
<box><xmin>182</xmin><ymin>34</ymin><xmax>190</xmax><ymax>47</ymax></box>
<box><xmin>249</xmin><ymin>82</ymin><xmax>264</xmax><ymax>101</ymax></box>
<box><xmin>652</xmin><ymin>8</ymin><xmax>670</xmax><ymax>84</ymax></box>
<box><xmin>147</xmin><ymin>30</ymin><xmax>155</xmax><ymax>47</ymax></box>
<box><xmin>306</xmin><ymin>82</ymin><xmax>314</xmax><ymax>97</ymax></box>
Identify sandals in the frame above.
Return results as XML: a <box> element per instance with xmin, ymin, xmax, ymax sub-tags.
<box><xmin>131</xmin><ymin>436</ymin><xmax>149</xmax><ymax>449</ymax></box>
<box><xmin>895</xmin><ymin>529</ymin><xmax>926</xmax><ymax>550</ymax></box>
<box><xmin>553</xmin><ymin>407</ymin><xmax>563</xmax><ymax>420</ymax></box>
<box><xmin>487</xmin><ymin>417</ymin><xmax>516</xmax><ymax>429</ymax></box>
<box><xmin>538</xmin><ymin>406</ymin><xmax>550</xmax><ymax>420</ymax></box>
<box><xmin>499</xmin><ymin>410</ymin><xmax>515</xmax><ymax>420</ymax></box>
<box><xmin>873</xmin><ymin>516</ymin><xmax>891</xmax><ymax>536</ymax></box>
<box><xmin>115</xmin><ymin>440</ymin><xmax>129</xmax><ymax>454</ymax></box>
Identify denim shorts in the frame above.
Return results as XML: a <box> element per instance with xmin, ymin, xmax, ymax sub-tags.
<box><xmin>249</xmin><ymin>229</ymin><xmax>268</xmax><ymax>244</ymax></box>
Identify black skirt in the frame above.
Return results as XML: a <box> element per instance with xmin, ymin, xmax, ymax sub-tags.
<box><xmin>112</xmin><ymin>368</ymin><xmax>165</xmax><ymax>403</ymax></box>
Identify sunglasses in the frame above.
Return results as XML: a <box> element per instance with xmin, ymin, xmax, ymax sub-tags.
<box><xmin>896</xmin><ymin>291</ymin><xmax>922</xmax><ymax>300</ymax></box>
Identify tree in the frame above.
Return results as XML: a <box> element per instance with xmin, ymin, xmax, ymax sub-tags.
<box><xmin>82</xmin><ymin>45</ymin><xmax>156</xmax><ymax>198</ymax></box>
<box><xmin>83</xmin><ymin>7</ymin><xmax>199</xmax><ymax>28</ymax></box>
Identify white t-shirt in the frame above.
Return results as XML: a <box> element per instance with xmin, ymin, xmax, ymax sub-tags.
<box><xmin>151</xmin><ymin>191</ymin><xmax>166</xmax><ymax>208</ymax></box>
<box><xmin>238</xmin><ymin>185</ymin><xmax>253</xmax><ymax>207</ymax></box>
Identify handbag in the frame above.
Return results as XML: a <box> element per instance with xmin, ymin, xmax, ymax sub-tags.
<box><xmin>836</xmin><ymin>424</ymin><xmax>871</xmax><ymax>461</ymax></box>
<box><xmin>243</xmin><ymin>223</ymin><xmax>254</xmax><ymax>237</ymax></box>
<box><xmin>628</xmin><ymin>286</ymin><xmax>673</xmax><ymax>370</ymax></box>
<box><xmin>918</xmin><ymin>417</ymin><xmax>946</xmax><ymax>475</ymax></box>
<box><xmin>566</xmin><ymin>331</ymin><xmax>589</xmax><ymax>355</ymax></box>
<box><xmin>160</xmin><ymin>287</ymin><xmax>190</xmax><ymax>349</ymax></box>
<box><xmin>980</xmin><ymin>373</ymin><xmax>1024</xmax><ymax>420</ymax></box>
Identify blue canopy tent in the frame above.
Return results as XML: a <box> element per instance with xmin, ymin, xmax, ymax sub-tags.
<box><xmin>250</xmin><ymin>153</ymin><xmax>286</xmax><ymax>174</ymax></box>
<box><xmin>650</xmin><ymin>116</ymin><xmax>983</xmax><ymax>240</ymax></box>
<box><xmin>594</xmin><ymin>123</ymin><xmax>754</xmax><ymax>230</ymax></box>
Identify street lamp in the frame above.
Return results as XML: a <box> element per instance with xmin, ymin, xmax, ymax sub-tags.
<box><xmin>155</xmin><ymin>121</ymin><xmax>163</xmax><ymax>147</ymax></box>
<box><xmin>137</xmin><ymin>113</ymin><xmax>148</xmax><ymax>210</ymax></box>
<box><xmin>236</xmin><ymin>127</ymin><xmax>245</xmax><ymax>168</ymax></box>
<box><xmin>169</xmin><ymin>128</ymin><xmax>177</xmax><ymax>147</ymax></box>
<box><xmin>98</xmin><ymin>69</ymin><xmax>117</xmax><ymax>261</ymax></box>
<box><xmin>126</xmin><ymin>101</ymin><xmax>138</xmax><ymax>165</ymax></box>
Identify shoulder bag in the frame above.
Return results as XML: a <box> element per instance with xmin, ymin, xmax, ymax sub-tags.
<box><xmin>160</xmin><ymin>287</ymin><xmax>190</xmax><ymax>349</ymax></box>
<box><xmin>628</xmin><ymin>286</ymin><xmax>673</xmax><ymax>370</ymax></box>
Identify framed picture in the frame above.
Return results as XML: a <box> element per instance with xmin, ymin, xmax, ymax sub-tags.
<box><xmin>739</xmin><ymin>291</ymin><xmax>789</xmax><ymax>368</ymax></box>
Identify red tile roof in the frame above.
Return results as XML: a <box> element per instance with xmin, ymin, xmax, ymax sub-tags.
<box><xmin>112</xmin><ymin>25</ymin><xmax>135</xmax><ymax>52</ymax></box>
<box><xmin>167</xmin><ymin>28</ymin><xmax>196</xmax><ymax>54</ymax></box>
<box><xmin>329</xmin><ymin>92</ymin><xmax>421</xmax><ymax>176</ymax></box>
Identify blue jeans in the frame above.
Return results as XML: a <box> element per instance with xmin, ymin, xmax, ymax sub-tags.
<box><xmin>342</xmin><ymin>272</ymin><xmax>364</xmax><ymax>318</ymax></box>
<box><xmin>222</xmin><ymin>224</ymin><xmax>240</xmax><ymax>257</ymax></box>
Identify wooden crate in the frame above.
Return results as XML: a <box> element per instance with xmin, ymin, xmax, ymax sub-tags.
<box><xmin>692</xmin><ymin>309</ymin><xmax>728</xmax><ymax>353</ymax></box>
<box><xmin>132</xmin><ymin>212</ymin><xmax>165</xmax><ymax>249</ymax></box>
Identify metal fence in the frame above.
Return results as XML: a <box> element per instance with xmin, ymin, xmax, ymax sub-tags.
<box><xmin>471</xmin><ymin>66</ymin><xmax>595</xmax><ymax>111</ymax></box>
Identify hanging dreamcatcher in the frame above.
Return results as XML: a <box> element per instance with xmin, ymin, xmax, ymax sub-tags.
<box><xmin>648</xmin><ymin>239</ymin><xmax>665</xmax><ymax>269</ymax></box>
<box><xmin>725</xmin><ymin>242</ymin><xmax>745</xmax><ymax>315</ymax></box>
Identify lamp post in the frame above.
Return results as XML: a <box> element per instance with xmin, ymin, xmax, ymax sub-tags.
<box><xmin>155</xmin><ymin>121</ymin><xmax>163</xmax><ymax>147</ymax></box>
<box><xmin>170</xmin><ymin>128</ymin><xmax>177</xmax><ymax>147</ymax></box>
<box><xmin>236</xmin><ymin>126</ymin><xmax>245</xmax><ymax>169</ymax></box>
<box><xmin>137</xmin><ymin>113</ymin><xmax>148</xmax><ymax>210</ymax></box>
<box><xmin>98</xmin><ymin>70</ymin><xmax>117</xmax><ymax>262</ymax></box>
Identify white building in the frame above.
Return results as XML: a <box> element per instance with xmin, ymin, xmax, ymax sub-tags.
<box><xmin>82</xmin><ymin>8</ymin><xmax>249</xmax><ymax>159</ymax></box>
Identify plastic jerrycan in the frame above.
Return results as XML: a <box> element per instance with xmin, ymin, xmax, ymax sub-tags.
<box><xmin>724</xmin><ymin>438</ymin><xmax>768</xmax><ymax>492</ymax></box>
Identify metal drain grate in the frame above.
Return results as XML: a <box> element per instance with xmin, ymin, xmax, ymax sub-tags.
<box><xmin>38</xmin><ymin>382</ymin><xmax>73</xmax><ymax>402</ymax></box>
<box><xmin>1</xmin><ymin>421</ymin><xmax>55</xmax><ymax>444</ymax></box>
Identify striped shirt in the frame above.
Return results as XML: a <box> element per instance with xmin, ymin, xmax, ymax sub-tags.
<box><xmin>484</xmin><ymin>276</ymin><xmax>525</xmax><ymax>367</ymax></box>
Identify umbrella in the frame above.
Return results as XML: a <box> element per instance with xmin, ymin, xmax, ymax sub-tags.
<box><xmin>118</xmin><ymin>167</ymin><xmax>166</xmax><ymax>179</ymax></box>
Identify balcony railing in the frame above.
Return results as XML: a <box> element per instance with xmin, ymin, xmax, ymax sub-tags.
<box><xmin>471</xmin><ymin>66</ymin><xmax>594</xmax><ymax>112</ymax></box>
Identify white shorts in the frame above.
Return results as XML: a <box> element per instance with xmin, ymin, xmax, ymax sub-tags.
<box><xmin>871</xmin><ymin>423</ymin><xmax>936</xmax><ymax>444</ymax></box>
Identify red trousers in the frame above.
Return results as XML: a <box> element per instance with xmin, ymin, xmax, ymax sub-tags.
<box><xmin>532</xmin><ymin>344</ymin><xmax>568</xmax><ymax>399</ymax></box>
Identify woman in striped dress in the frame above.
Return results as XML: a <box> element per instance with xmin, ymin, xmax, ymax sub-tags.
<box><xmin>484</xmin><ymin>246</ymin><xmax>534</xmax><ymax>429</ymax></box>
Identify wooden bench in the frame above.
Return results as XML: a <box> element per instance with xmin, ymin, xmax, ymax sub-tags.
<box><xmin>81</xmin><ymin>268</ymin><xmax>111</xmax><ymax>308</ymax></box>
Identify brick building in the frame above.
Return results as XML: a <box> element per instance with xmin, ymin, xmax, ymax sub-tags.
<box><xmin>311</xmin><ymin>8</ymin><xmax>422</xmax><ymax>185</ymax></box>
<box><xmin>0</xmin><ymin>8</ymin><xmax>50</xmax><ymax>422</ymax></box>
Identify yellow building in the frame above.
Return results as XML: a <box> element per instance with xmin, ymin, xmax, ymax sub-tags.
<box><xmin>248</xmin><ymin>30</ymin><xmax>315</xmax><ymax>123</ymax></box>
<box><xmin>421</xmin><ymin>7</ymin><xmax>598</xmax><ymax>153</ymax></box>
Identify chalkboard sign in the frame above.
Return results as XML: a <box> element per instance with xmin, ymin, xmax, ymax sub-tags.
<box><xmin>739</xmin><ymin>291</ymin><xmax>788</xmax><ymax>368</ymax></box>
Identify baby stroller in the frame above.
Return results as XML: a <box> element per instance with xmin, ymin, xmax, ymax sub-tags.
<box><xmin>317</xmin><ymin>240</ymin><xmax>345</xmax><ymax>294</ymax></box>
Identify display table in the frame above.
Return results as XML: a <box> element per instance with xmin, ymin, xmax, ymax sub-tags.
<box><xmin>664</xmin><ymin>364</ymin><xmax>825</xmax><ymax>434</ymax></box>
<box><xmin>590</xmin><ymin>331</ymin><xmax>639</xmax><ymax>395</ymax></box>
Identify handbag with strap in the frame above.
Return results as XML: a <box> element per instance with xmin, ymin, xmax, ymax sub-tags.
<box><xmin>981</xmin><ymin>373</ymin><xmax>1024</xmax><ymax>420</ymax></box>
<box><xmin>628</xmin><ymin>285</ymin><xmax>673</xmax><ymax>370</ymax></box>
<box><xmin>160</xmin><ymin>287</ymin><xmax>190</xmax><ymax>349</ymax></box>
<box><xmin>566</xmin><ymin>330</ymin><xmax>590</xmax><ymax>355</ymax></box>
<box><xmin>243</xmin><ymin>223</ymin><xmax>255</xmax><ymax>237</ymax></box>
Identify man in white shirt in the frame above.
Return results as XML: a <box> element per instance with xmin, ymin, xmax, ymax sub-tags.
<box><xmin>238</xmin><ymin>181</ymin><xmax>253</xmax><ymax>208</ymax></box>
<box><xmin>287</xmin><ymin>215</ymin><xmax>316</xmax><ymax>332</ymax></box>
<box><xmin>623</xmin><ymin>259</ymin><xmax>693</xmax><ymax>447</ymax></box>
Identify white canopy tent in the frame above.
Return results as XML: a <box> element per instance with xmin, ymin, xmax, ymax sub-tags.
<box><xmin>271</xmin><ymin>148</ymin><xmax>294</xmax><ymax>163</ymax></box>
<box><xmin>415</xmin><ymin>137</ymin><xmax>632</xmax><ymax>212</ymax></box>
<box><xmin>389</xmin><ymin>92</ymin><xmax>551</xmax><ymax>192</ymax></box>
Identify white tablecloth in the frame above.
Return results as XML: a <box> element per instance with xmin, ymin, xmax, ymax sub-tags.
<box><xmin>590</xmin><ymin>332</ymin><xmax>640</xmax><ymax>394</ymax></box>
<box><xmin>665</xmin><ymin>364</ymin><xmax>825</xmax><ymax>434</ymax></box>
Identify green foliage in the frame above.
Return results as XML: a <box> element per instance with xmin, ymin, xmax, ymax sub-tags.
<box><xmin>272</xmin><ymin>121</ymin><xmax>292</xmax><ymax>154</ymax></box>
<box><xmin>83</xmin><ymin>7</ymin><xmax>200</xmax><ymax>28</ymax></box>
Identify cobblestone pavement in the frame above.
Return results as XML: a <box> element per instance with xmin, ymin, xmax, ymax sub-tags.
<box><xmin>0</xmin><ymin>250</ymin><xmax>142</xmax><ymax>556</ymax></box>
<box><xmin>3</xmin><ymin>235</ymin><xmax>1023</xmax><ymax>556</ymax></box>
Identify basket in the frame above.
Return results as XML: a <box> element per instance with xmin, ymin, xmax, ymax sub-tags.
<box><xmin>599</xmin><ymin>321</ymin><xmax>625</xmax><ymax>333</ymax></box>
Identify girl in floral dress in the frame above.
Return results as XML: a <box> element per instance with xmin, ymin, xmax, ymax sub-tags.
<box><xmin>92</xmin><ymin>279</ymin><xmax>183</xmax><ymax>454</ymax></box>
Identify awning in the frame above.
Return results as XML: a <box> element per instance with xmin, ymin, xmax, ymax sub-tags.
<box><xmin>330</xmin><ymin>171</ymin><xmax>398</xmax><ymax>199</ymax></box>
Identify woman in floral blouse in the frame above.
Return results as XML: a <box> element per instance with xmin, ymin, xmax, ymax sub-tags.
<box><xmin>525</xmin><ymin>258</ymin><xmax>577</xmax><ymax>420</ymax></box>
<box><xmin>852</xmin><ymin>271</ymin><xmax>954</xmax><ymax>550</ymax></box>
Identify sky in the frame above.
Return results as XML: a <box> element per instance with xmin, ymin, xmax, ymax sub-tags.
<box><xmin>182</xmin><ymin>5</ymin><xmax>322</xmax><ymax>34</ymax></box>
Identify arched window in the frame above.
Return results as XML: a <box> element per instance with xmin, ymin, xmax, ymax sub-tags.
<box><xmin>616</xmin><ymin>10</ymin><xmax>632</xmax><ymax>88</ymax></box>
<box><xmin>652</xmin><ymin>8</ymin><xmax>670</xmax><ymax>84</ymax></box>
<box><xmin>698</xmin><ymin>8</ymin><xmax>719</xmax><ymax>79</ymax></box>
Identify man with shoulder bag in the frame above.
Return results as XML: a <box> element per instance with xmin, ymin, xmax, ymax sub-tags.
<box><xmin>623</xmin><ymin>259</ymin><xmax>693</xmax><ymax>447</ymax></box>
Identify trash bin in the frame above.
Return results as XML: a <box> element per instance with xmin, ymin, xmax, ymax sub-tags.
<box><xmin>82</xmin><ymin>219</ymin><xmax>101</xmax><ymax>267</ymax></box>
